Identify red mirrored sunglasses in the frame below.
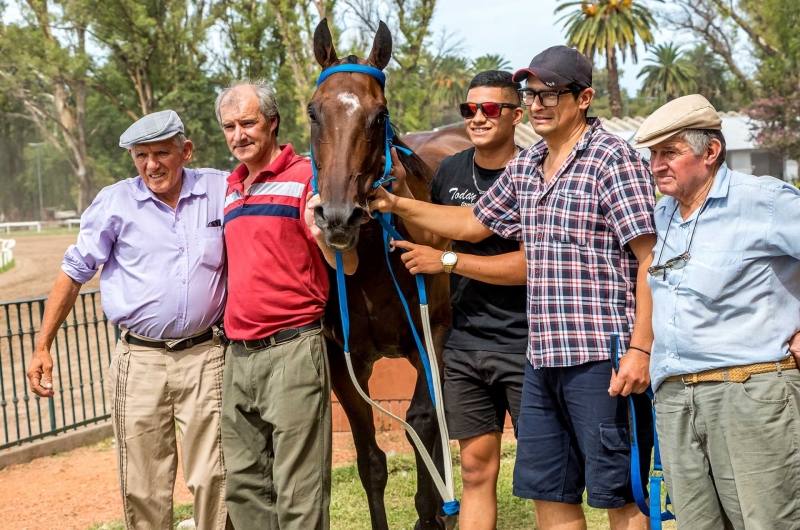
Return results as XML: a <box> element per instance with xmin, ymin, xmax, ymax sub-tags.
<box><xmin>459</xmin><ymin>102</ymin><xmax>520</xmax><ymax>119</ymax></box>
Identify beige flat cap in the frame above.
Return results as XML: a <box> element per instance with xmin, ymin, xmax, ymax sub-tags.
<box><xmin>634</xmin><ymin>94</ymin><xmax>722</xmax><ymax>149</ymax></box>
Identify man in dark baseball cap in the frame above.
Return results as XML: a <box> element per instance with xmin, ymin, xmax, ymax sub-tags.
<box><xmin>512</xmin><ymin>45</ymin><xmax>593</xmax><ymax>89</ymax></box>
<box><xmin>369</xmin><ymin>44</ymin><xmax>656</xmax><ymax>529</ymax></box>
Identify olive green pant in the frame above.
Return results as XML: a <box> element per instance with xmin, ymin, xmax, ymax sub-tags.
<box><xmin>221</xmin><ymin>327</ymin><xmax>331</xmax><ymax>530</ymax></box>
<box><xmin>655</xmin><ymin>368</ymin><xmax>800</xmax><ymax>530</ymax></box>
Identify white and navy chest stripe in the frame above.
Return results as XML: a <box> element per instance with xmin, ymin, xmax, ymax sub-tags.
<box><xmin>224</xmin><ymin>181</ymin><xmax>305</xmax><ymax>224</ymax></box>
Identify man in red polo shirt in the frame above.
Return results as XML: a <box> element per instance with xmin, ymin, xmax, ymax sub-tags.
<box><xmin>215</xmin><ymin>79</ymin><xmax>355</xmax><ymax>530</ymax></box>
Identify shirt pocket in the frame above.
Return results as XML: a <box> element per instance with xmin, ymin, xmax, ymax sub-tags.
<box><xmin>549</xmin><ymin>190</ymin><xmax>593</xmax><ymax>246</ymax></box>
<box><xmin>680</xmin><ymin>250</ymin><xmax>742</xmax><ymax>302</ymax></box>
<box><xmin>197</xmin><ymin>226</ymin><xmax>225</xmax><ymax>271</ymax></box>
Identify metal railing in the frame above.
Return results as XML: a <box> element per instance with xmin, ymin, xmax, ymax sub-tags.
<box><xmin>0</xmin><ymin>290</ymin><xmax>117</xmax><ymax>450</ymax></box>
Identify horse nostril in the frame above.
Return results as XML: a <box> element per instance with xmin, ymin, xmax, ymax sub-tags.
<box><xmin>347</xmin><ymin>208</ymin><xmax>365</xmax><ymax>227</ymax></box>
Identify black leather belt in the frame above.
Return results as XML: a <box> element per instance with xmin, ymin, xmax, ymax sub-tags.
<box><xmin>240</xmin><ymin>321</ymin><xmax>321</xmax><ymax>350</ymax></box>
<box><xmin>125</xmin><ymin>328</ymin><xmax>214</xmax><ymax>352</ymax></box>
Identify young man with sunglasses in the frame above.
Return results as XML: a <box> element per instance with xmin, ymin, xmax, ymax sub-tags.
<box><xmin>385</xmin><ymin>70</ymin><xmax>527</xmax><ymax>530</ymax></box>
<box><xmin>371</xmin><ymin>47</ymin><xmax>657</xmax><ymax>530</ymax></box>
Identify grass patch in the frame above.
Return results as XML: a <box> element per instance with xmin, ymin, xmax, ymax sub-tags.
<box><xmin>87</xmin><ymin>503</ymin><xmax>194</xmax><ymax>530</ymax></box>
<box><xmin>0</xmin><ymin>258</ymin><xmax>14</xmax><ymax>273</ymax></box>
<box><xmin>87</xmin><ymin>442</ymin><xmax>676</xmax><ymax>530</ymax></box>
<box><xmin>9</xmin><ymin>227</ymin><xmax>75</xmax><ymax>238</ymax></box>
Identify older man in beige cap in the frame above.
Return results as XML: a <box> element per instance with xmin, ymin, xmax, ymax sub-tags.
<box><xmin>28</xmin><ymin>110</ymin><xmax>231</xmax><ymax>529</ymax></box>
<box><xmin>637</xmin><ymin>94</ymin><xmax>800</xmax><ymax>530</ymax></box>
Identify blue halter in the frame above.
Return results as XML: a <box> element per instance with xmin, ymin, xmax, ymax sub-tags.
<box><xmin>309</xmin><ymin>63</ymin><xmax>459</xmax><ymax>516</ymax></box>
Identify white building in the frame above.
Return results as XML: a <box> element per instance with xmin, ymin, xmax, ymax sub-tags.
<box><xmin>509</xmin><ymin>112</ymin><xmax>798</xmax><ymax>182</ymax></box>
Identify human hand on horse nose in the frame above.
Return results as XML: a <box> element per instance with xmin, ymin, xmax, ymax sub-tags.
<box><xmin>304</xmin><ymin>191</ymin><xmax>324</xmax><ymax>241</ymax></box>
<box><xmin>393</xmin><ymin>240</ymin><xmax>445</xmax><ymax>275</ymax></box>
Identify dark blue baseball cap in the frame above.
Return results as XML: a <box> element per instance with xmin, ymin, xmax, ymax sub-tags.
<box><xmin>512</xmin><ymin>46</ymin><xmax>593</xmax><ymax>89</ymax></box>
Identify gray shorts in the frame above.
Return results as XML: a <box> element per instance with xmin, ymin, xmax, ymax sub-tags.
<box><xmin>655</xmin><ymin>367</ymin><xmax>800</xmax><ymax>530</ymax></box>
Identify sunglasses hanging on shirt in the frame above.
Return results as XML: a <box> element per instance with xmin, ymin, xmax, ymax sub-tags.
<box><xmin>648</xmin><ymin>203</ymin><xmax>703</xmax><ymax>281</ymax></box>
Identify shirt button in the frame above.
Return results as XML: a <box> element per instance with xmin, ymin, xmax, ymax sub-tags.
<box><xmin>668</xmin><ymin>318</ymin><xmax>674</xmax><ymax>324</ymax></box>
<box><xmin>669</xmin><ymin>285</ymin><xmax>676</xmax><ymax>292</ymax></box>
<box><xmin>179</xmin><ymin>247</ymin><xmax>185</xmax><ymax>252</ymax></box>
<box><xmin>178</xmin><ymin>313</ymin><xmax>184</xmax><ymax>318</ymax></box>
<box><xmin>535</xmin><ymin>269</ymin><xmax>540</xmax><ymax>276</ymax></box>
<box><xmin>182</xmin><ymin>279</ymin><xmax>186</xmax><ymax>284</ymax></box>
<box><xmin>668</xmin><ymin>352</ymin><xmax>676</xmax><ymax>359</ymax></box>
<box><xmin>537</xmin><ymin>233</ymin><xmax>542</xmax><ymax>240</ymax></box>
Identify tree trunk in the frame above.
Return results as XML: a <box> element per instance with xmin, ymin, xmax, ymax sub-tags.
<box><xmin>606</xmin><ymin>43</ymin><xmax>623</xmax><ymax>118</ymax></box>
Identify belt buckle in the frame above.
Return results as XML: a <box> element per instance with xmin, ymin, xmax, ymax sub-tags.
<box><xmin>682</xmin><ymin>373</ymin><xmax>699</xmax><ymax>385</ymax></box>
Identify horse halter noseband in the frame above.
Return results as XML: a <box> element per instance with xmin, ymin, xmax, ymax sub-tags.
<box><xmin>309</xmin><ymin>63</ymin><xmax>411</xmax><ymax>197</ymax></box>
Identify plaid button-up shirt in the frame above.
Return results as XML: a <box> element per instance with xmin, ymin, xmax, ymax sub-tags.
<box><xmin>473</xmin><ymin>118</ymin><xmax>655</xmax><ymax>367</ymax></box>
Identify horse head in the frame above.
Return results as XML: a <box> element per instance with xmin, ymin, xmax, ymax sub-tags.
<box><xmin>310</xmin><ymin>18</ymin><xmax>393</xmax><ymax>252</ymax></box>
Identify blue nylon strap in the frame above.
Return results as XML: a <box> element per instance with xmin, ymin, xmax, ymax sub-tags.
<box><xmin>335</xmin><ymin>252</ymin><xmax>351</xmax><ymax>353</ymax></box>
<box><xmin>609</xmin><ymin>334</ymin><xmax>675</xmax><ymax>523</ymax></box>
<box><xmin>317</xmin><ymin>64</ymin><xmax>386</xmax><ymax>90</ymax></box>
<box><xmin>442</xmin><ymin>500</ymin><xmax>460</xmax><ymax>516</ymax></box>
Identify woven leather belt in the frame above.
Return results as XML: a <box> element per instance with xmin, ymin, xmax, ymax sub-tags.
<box><xmin>125</xmin><ymin>328</ymin><xmax>214</xmax><ymax>352</ymax></box>
<box><xmin>665</xmin><ymin>356</ymin><xmax>798</xmax><ymax>384</ymax></box>
<box><xmin>240</xmin><ymin>321</ymin><xmax>321</xmax><ymax>350</ymax></box>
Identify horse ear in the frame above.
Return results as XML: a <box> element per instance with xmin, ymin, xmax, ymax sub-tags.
<box><xmin>367</xmin><ymin>21</ymin><xmax>392</xmax><ymax>71</ymax></box>
<box><xmin>313</xmin><ymin>18</ymin><xmax>339</xmax><ymax>68</ymax></box>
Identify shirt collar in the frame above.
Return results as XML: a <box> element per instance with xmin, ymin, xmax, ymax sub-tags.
<box><xmin>227</xmin><ymin>144</ymin><xmax>296</xmax><ymax>187</ymax></box>
<box><xmin>707</xmin><ymin>163</ymin><xmax>731</xmax><ymax>199</ymax></box>
<box><xmin>132</xmin><ymin>167</ymin><xmax>202</xmax><ymax>202</ymax></box>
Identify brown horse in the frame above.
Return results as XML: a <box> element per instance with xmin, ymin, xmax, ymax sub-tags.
<box><xmin>310</xmin><ymin>19</ymin><xmax>472</xmax><ymax>530</ymax></box>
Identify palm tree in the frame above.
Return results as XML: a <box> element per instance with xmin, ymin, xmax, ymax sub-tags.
<box><xmin>472</xmin><ymin>54</ymin><xmax>512</xmax><ymax>73</ymax></box>
<box><xmin>556</xmin><ymin>0</ymin><xmax>658</xmax><ymax>118</ymax></box>
<box><xmin>638</xmin><ymin>43</ymin><xmax>697</xmax><ymax>102</ymax></box>
<box><xmin>430</xmin><ymin>55</ymin><xmax>472</xmax><ymax>107</ymax></box>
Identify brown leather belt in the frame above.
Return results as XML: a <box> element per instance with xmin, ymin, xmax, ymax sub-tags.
<box><xmin>665</xmin><ymin>356</ymin><xmax>798</xmax><ymax>384</ymax></box>
<box><xmin>125</xmin><ymin>328</ymin><xmax>214</xmax><ymax>352</ymax></box>
<box><xmin>240</xmin><ymin>321</ymin><xmax>321</xmax><ymax>350</ymax></box>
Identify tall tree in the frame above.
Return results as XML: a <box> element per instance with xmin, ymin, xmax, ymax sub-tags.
<box><xmin>637</xmin><ymin>42</ymin><xmax>697</xmax><ymax>102</ymax></box>
<box><xmin>472</xmin><ymin>54</ymin><xmax>512</xmax><ymax>73</ymax></box>
<box><xmin>0</xmin><ymin>0</ymin><xmax>96</xmax><ymax>211</ymax></box>
<box><xmin>556</xmin><ymin>0</ymin><xmax>657</xmax><ymax>117</ymax></box>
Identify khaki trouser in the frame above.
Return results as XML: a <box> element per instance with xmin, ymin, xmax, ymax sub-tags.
<box><xmin>222</xmin><ymin>327</ymin><xmax>331</xmax><ymax>530</ymax></box>
<box><xmin>655</xmin><ymin>368</ymin><xmax>800</xmax><ymax>530</ymax></box>
<box><xmin>107</xmin><ymin>332</ymin><xmax>228</xmax><ymax>530</ymax></box>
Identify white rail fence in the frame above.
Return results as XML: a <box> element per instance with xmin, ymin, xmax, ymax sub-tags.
<box><xmin>0</xmin><ymin>238</ymin><xmax>15</xmax><ymax>271</ymax></box>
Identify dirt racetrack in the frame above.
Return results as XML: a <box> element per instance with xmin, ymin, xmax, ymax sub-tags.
<box><xmin>0</xmin><ymin>233</ymin><xmax>100</xmax><ymax>302</ymax></box>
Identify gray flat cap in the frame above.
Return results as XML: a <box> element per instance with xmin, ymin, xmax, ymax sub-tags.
<box><xmin>119</xmin><ymin>110</ymin><xmax>184</xmax><ymax>149</ymax></box>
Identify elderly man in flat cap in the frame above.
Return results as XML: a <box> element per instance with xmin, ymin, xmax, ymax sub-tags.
<box><xmin>637</xmin><ymin>94</ymin><xmax>800</xmax><ymax>530</ymax></box>
<box><xmin>27</xmin><ymin>110</ymin><xmax>231</xmax><ymax>530</ymax></box>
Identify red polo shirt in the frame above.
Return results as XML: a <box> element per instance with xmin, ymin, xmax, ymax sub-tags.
<box><xmin>223</xmin><ymin>144</ymin><xmax>330</xmax><ymax>340</ymax></box>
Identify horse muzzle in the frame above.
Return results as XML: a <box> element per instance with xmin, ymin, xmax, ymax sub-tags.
<box><xmin>314</xmin><ymin>203</ymin><xmax>365</xmax><ymax>252</ymax></box>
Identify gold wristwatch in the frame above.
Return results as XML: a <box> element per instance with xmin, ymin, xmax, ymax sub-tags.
<box><xmin>441</xmin><ymin>251</ymin><xmax>458</xmax><ymax>273</ymax></box>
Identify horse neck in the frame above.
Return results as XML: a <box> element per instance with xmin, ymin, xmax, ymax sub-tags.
<box><xmin>392</xmin><ymin>137</ymin><xmax>433</xmax><ymax>202</ymax></box>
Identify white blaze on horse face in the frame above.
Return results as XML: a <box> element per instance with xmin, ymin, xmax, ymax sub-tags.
<box><xmin>338</xmin><ymin>92</ymin><xmax>361</xmax><ymax>117</ymax></box>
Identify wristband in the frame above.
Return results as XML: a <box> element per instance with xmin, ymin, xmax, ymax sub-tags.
<box><xmin>629</xmin><ymin>346</ymin><xmax>651</xmax><ymax>356</ymax></box>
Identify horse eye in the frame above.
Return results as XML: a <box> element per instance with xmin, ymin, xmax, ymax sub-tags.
<box><xmin>307</xmin><ymin>108</ymin><xmax>317</xmax><ymax>123</ymax></box>
<box><xmin>376</xmin><ymin>113</ymin><xmax>387</xmax><ymax>125</ymax></box>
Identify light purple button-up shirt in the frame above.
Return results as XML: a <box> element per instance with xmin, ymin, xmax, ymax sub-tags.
<box><xmin>62</xmin><ymin>168</ymin><xmax>228</xmax><ymax>339</ymax></box>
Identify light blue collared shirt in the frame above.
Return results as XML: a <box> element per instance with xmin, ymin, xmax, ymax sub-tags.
<box><xmin>61</xmin><ymin>168</ymin><xmax>229</xmax><ymax>339</ymax></box>
<box><xmin>649</xmin><ymin>163</ymin><xmax>800</xmax><ymax>391</ymax></box>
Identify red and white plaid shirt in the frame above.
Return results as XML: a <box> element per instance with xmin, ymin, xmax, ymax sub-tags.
<box><xmin>473</xmin><ymin>118</ymin><xmax>655</xmax><ymax>368</ymax></box>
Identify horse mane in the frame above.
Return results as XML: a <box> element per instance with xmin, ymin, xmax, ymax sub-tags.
<box><xmin>391</xmin><ymin>133</ymin><xmax>434</xmax><ymax>187</ymax></box>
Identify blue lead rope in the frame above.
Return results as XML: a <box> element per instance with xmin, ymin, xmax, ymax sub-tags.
<box><xmin>311</xmin><ymin>62</ymin><xmax>459</xmax><ymax>516</ymax></box>
<box><xmin>610</xmin><ymin>334</ymin><xmax>674</xmax><ymax>528</ymax></box>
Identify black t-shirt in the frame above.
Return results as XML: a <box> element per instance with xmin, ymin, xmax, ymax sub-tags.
<box><xmin>429</xmin><ymin>147</ymin><xmax>529</xmax><ymax>353</ymax></box>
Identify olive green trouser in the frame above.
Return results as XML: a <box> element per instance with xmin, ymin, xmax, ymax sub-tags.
<box><xmin>655</xmin><ymin>368</ymin><xmax>800</xmax><ymax>530</ymax></box>
<box><xmin>221</xmin><ymin>327</ymin><xmax>331</xmax><ymax>530</ymax></box>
